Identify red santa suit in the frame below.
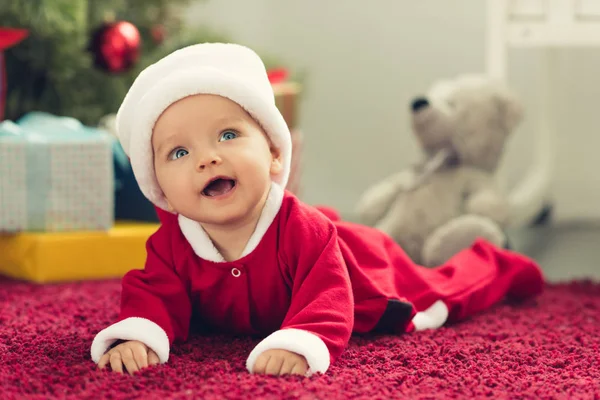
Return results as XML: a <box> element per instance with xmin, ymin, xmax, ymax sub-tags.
<box><xmin>91</xmin><ymin>184</ymin><xmax>544</xmax><ymax>375</ymax></box>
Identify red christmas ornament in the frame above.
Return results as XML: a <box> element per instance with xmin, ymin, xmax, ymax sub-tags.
<box><xmin>91</xmin><ymin>21</ymin><xmax>141</xmax><ymax>74</ymax></box>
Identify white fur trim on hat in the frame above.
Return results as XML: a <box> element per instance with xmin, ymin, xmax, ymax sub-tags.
<box><xmin>115</xmin><ymin>43</ymin><xmax>292</xmax><ymax>211</ymax></box>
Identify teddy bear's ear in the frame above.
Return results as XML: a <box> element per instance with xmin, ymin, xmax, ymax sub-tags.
<box><xmin>496</xmin><ymin>88</ymin><xmax>524</xmax><ymax>133</ymax></box>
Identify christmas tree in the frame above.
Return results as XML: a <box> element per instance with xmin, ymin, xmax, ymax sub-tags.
<box><xmin>0</xmin><ymin>0</ymin><xmax>267</xmax><ymax>125</ymax></box>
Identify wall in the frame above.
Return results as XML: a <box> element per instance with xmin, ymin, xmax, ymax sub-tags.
<box><xmin>185</xmin><ymin>0</ymin><xmax>600</xmax><ymax>222</ymax></box>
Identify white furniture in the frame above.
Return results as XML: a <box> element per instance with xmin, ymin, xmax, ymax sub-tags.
<box><xmin>486</xmin><ymin>0</ymin><xmax>600</xmax><ymax>228</ymax></box>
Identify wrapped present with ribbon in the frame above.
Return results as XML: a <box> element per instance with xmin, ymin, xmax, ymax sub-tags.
<box><xmin>0</xmin><ymin>113</ymin><xmax>114</xmax><ymax>232</ymax></box>
<box><xmin>0</xmin><ymin>222</ymin><xmax>158</xmax><ymax>283</ymax></box>
<box><xmin>268</xmin><ymin>68</ymin><xmax>304</xmax><ymax>196</ymax></box>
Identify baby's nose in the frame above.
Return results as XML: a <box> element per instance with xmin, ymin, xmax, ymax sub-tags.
<box><xmin>197</xmin><ymin>156</ymin><xmax>220</xmax><ymax>170</ymax></box>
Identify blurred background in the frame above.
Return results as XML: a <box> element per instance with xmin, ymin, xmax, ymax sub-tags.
<box><xmin>1</xmin><ymin>0</ymin><xmax>599</xmax><ymax>283</ymax></box>
<box><xmin>188</xmin><ymin>0</ymin><xmax>600</xmax><ymax>222</ymax></box>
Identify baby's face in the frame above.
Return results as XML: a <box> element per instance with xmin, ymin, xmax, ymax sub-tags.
<box><xmin>151</xmin><ymin>94</ymin><xmax>282</xmax><ymax>227</ymax></box>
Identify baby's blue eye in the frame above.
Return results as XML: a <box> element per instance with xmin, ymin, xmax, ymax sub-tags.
<box><xmin>170</xmin><ymin>148</ymin><xmax>189</xmax><ymax>160</ymax></box>
<box><xmin>219</xmin><ymin>130</ymin><xmax>238</xmax><ymax>142</ymax></box>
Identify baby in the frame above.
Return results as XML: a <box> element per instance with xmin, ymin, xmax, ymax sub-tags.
<box><xmin>91</xmin><ymin>43</ymin><xmax>544</xmax><ymax>377</ymax></box>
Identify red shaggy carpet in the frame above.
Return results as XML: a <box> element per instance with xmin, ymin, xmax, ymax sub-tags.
<box><xmin>1</xmin><ymin>277</ymin><xmax>598</xmax><ymax>399</ymax></box>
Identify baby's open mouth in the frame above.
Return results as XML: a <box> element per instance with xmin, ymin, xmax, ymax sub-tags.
<box><xmin>202</xmin><ymin>177</ymin><xmax>236</xmax><ymax>197</ymax></box>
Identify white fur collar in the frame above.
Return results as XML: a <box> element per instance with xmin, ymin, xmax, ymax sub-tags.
<box><xmin>178</xmin><ymin>183</ymin><xmax>284</xmax><ymax>262</ymax></box>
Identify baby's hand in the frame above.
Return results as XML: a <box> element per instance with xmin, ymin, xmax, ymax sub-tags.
<box><xmin>98</xmin><ymin>340</ymin><xmax>160</xmax><ymax>375</ymax></box>
<box><xmin>252</xmin><ymin>349</ymin><xmax>308</xmax><ymax>376</ymax></box>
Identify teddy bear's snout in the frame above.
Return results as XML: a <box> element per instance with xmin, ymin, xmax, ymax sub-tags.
<box><xmin>411</xmin><ymin>97</ymin><xmax>429</xmax><ymax>112</ymax></box>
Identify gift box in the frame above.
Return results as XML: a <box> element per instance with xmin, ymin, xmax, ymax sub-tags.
<box><xmin>269</xmin><ymin>71</ymin><xmax>304</xmax><ymax>196</ymax></box>
<box><xmin>272</xmin><ymin>80</ymin><xmax>301</xmax><ymax>130</ymax></box>
<box><xmin>0</xmin><ymin>113</ymin><xmax>114</xmax><ymax>232</ymax></box>
<box><xmin>97</xmin><ymin>113</ymin><xmax>160</xmax><ymax>223</ymax></box>
<box><xmin>112</xmin><ymin>142</ymin><xmax>160</xmax><ymax>222</ymax></box>
<box><xmin>0</xmin><ymin>222</ymin><xmax>158</xmax><ymax>283</ymax></box>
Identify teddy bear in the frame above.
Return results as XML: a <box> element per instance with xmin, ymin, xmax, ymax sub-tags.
<box><xmin>355</xmin><ymin>74</ymin><xmax>524</xmax><ymax>267</ymax></box>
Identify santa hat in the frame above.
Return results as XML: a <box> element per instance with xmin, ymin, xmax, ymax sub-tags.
<box><xmin>116</xmin><ymin>43</ymin><xmax>292</xmax><ymax>211</ymax></box>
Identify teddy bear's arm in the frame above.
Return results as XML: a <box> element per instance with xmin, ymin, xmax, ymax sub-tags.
<box><xmin>355</xmin><ymin>168</ymin><xmax>417</xmax><ymax>227</ymax></box>
<box><xmin>464</xmin><ymin>171</ymin><xmax>510</xmax><ymax>227</ymax></box>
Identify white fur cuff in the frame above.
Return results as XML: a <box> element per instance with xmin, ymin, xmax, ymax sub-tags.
<box><xmin>412</xmin><ymin>300</ymin><xmax>449</xmax><ymax>330</ymax></box>
<box><xmin>90</xmin><ymin>317</ymin><xmax>170</xmax><ymax>364</ymax></box>
<box><xmin>246</xmin><ymin>328</ymin><xmax>331</xmax><ymax>376</ymax></box>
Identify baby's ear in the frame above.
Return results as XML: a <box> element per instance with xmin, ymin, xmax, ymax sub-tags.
<box><xmin>270</xmin><ymin>147</ymin><xmax>284</xmax><ymax>176</ymax></box>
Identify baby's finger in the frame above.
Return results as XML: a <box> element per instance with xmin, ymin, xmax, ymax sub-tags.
<box><xmin>278</xmin><ymin>359</ymin><xmax>295</xmax><ymax>376</ymax></box>
<box><xmin>265</xmin><ymin>355</ymin><xmax>284</xmax><ymax>375</ymax></box>
<box><xmin>132</xmin><ymin>344</ymin><xmax>148</xmax><ymax>369</ymax></box>
<box><xmin>148</xmin><ymin>349</ymin><xmax>160</xmax><ymax>366</ymax></box>
<box><xmin>109</xmin><ymin>352</ymin><xmax>124</xmax><ymax>374</ymax></box>
<box><xmin>252</xmin><ymin>354</ymin><xmax>270</xmax><ymax>374</ymax></box>
<box><xmin>121</xmin><ymin>347</ymin><xmax>139</xmax><ymax>375</ymax></box>
<box><xmin>290</xmin><ymin>362</ymin><xmax>308</xmax><ymax>376</ymax></box>
<box><xmin>98</xmin><ymin>352</ymin><xmax>111</xmax><ymax>369</ymax></box>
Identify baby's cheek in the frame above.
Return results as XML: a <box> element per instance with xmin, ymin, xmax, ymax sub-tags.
<box><xmin>169</xmin><ymin>176</ymin><xmax>191</xmax><ymax>197</ymax></box>
<box><xmin>157</xmin><ymin>170</ymin><xmax>185</xmax><ymax>201</ymax></box>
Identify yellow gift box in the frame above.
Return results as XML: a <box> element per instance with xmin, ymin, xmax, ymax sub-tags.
<box><xmin>0</xmin><ymin>222</ymin><xmax>159</xmax><ymax>283</ymax></box>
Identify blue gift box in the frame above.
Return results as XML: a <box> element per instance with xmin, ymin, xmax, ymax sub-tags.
<box><xmin>0</xmin><ymin>113</ymin><xmax>114</xmax><ymax>232</ymax></box>
<box><xmin>111</xmin><ymin>146</ymin><xmax>160</xmax><ymax>223</ymax></box>
<box><xmin>96</xmin><ymin>114</ymin><xmax>159</xmax><ymax>223</ymax></box>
